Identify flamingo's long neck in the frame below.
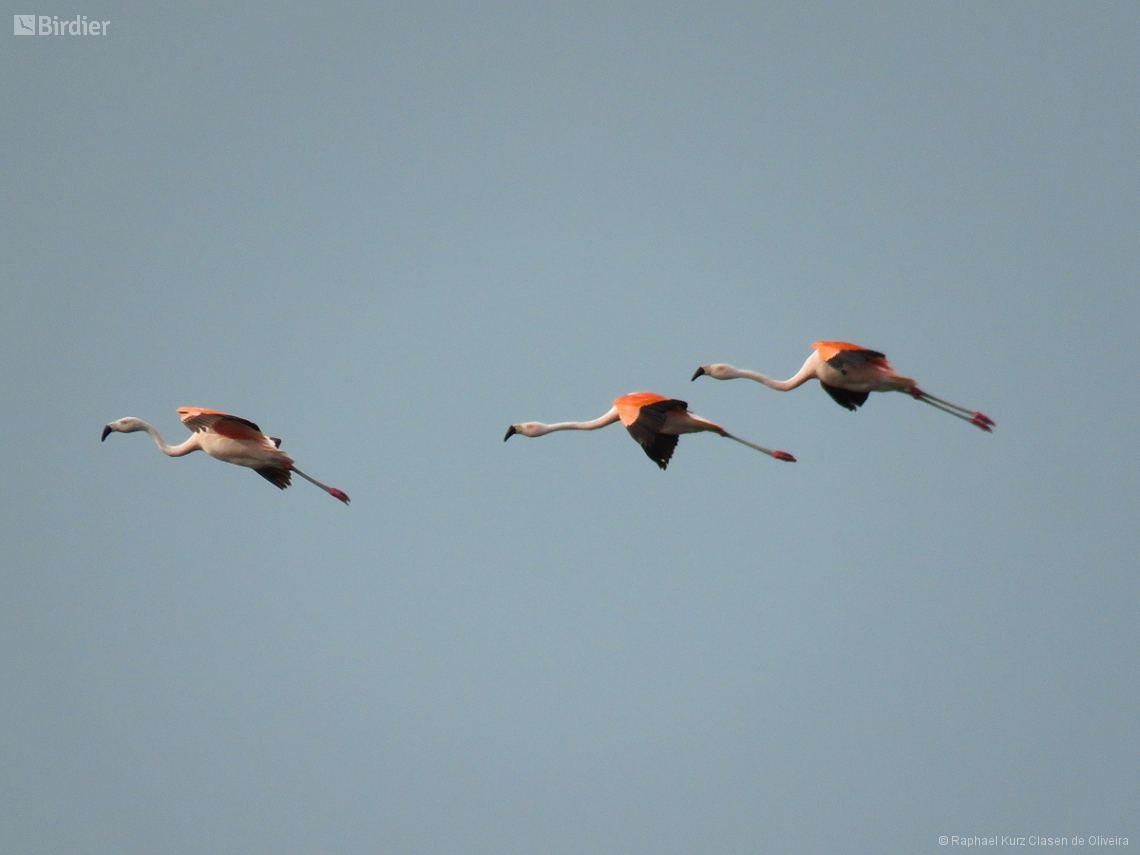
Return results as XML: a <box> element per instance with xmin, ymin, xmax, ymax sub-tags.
<box><xmin>539</xmin><ymin>407</ymin><xmax>620</xmax><ymax>434</ymax></box>
<box><xmin>731</xmin><ymin>353</ymin><xmax>820</xmax><ymax>391</ymax></box>
<box><xmin>141</xmin><ymin>422</ymin><xmax>200</xmax><ymax>457</ymax></box>
<box><xmin>726</xmin><ymin>367</ymin><xmax>787</xmax><ymax>388</ymax></box>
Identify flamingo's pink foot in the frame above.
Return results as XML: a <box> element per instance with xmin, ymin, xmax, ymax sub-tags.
<box><xmin>772</xmin><ymin>450</ymin><xmax>796</xmax><ymax>462</ymax></box>
<box><xmin>970</xmin><ymin>413</ymin><xmax>994</xmax><ymax>432</ymax></box>
<box><xmin>329</xmin><ymin>488</ymin><xmax>350</xmax><ymax>504</ymax></box>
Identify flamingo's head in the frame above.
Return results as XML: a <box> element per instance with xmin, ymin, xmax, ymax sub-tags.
<box><xmin>101</xmin><ymin>417</ymin><xmax>148</xmax><ymax>440</ymax></box>
<box><xmin>691</xmin><ymin>364</ymin><xmax>735</xmax><ymax>381</ymax></box>
<box><xmin>504</xmin><ymin>423</ymin><xmax>548</xmax><ymax>440</ymax></box>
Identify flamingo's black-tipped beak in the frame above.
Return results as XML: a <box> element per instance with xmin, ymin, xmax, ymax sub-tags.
<box><xmin>691</xmin><ymin>366</ymin><xmax>706</xmax><ymax>381</ymax></box>
<box><xmin>504</xmin><ymin>425</ymin><xmax>517</xmax><ymax>441</ymax></box>
<box><xmin>101</xmin><ymin>425</ymin><xmax>112</xmax><ymax>441</ymax></box>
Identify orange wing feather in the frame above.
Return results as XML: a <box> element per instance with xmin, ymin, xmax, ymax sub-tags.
<box><xmin>210</xmin><ymin>419</ymin><xmax>266</xmax><ymax>441</ymax></box>
<box><xmin>613</xmin><ymin>392</ymin><xmax>669</xmax><ymax>426</ymax></box>
<box><xmin>811</xmin><ymin>341</ymin><xmax>892</xmax><ymax>370</ymax></box>
<box><xmin>178</xmin><ymin>407</ymin><xmax>235</xmax><ymax>420</ymax></box>
<box><xmin>177</xmin><ymin>407</ymin><xmax>268</xmax><ymax>440</ymax></box>
<box><xmin>812</xmin><ymin>341</ymin><xmax>867</xmax><ymax>361</ymax></box>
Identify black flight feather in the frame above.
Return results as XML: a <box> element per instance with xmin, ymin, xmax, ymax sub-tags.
<box><xmin>255</xmin><ymin>466</ymin><xmax>292</xmax><ymax>489</ymax></box>
<box><xmin>824</xmin><ymin>348</ymin><xmax>886</xmax><ymax>371</ymax></box>
<box><xmin>624</xmin><ymin>398</ymin><xmax>687</xmax><ymax>469</ymax></box>
<box><xmin>820</xmin><ymin>382</ymin><xmax>869</xmax><ymax>411</ymax></box>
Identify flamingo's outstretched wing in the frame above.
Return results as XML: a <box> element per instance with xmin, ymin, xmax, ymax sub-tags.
<box><xmin>177</xmin><ymin>407</ymin><xmax>274</xmax><ymax>443</ymax></box>
<box><xmin>811</xmin><ymin>342</ymin><xmax>893</xmax><ymax>410</ymax></box>
<box><xmin>812</xmin><ymin>341</ymin><xmax>891</xmax><ymax>371</ymax></box>
<box><xmin>819</xmin><ymin>383</ymin><xmax>870</xmax><ymax>411</ymax></box>
<box><xmin>623</xmin><ymin>398</ymin><xmax>686</xmax><ymax>470</ymax></box>
<box><xmin>255</xmin><ymin>466</ymin><xmax>292</xmax><ymax>489</ymax></box>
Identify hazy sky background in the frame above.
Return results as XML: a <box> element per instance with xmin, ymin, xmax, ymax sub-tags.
<box><xmin>2</xmin><ymin>3</ymin><xmax>1137</xmax><ymax>853</ymax></box>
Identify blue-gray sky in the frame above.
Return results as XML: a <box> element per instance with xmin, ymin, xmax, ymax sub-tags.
<box><xmin>2</xmin><ymin>3</ymin><xmax>1137</xmax><ymax>853</ymax></box>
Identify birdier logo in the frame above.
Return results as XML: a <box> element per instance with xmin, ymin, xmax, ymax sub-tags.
<box><xmin>14</xmin><ymin>14</ymin><xmax>110</xmax><ymax>35</ymax></box>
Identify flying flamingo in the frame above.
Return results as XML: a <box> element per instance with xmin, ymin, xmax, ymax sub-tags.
<box><xmin>692</xmin><ymin>341</ymin><xmax>994</xmax><ymax>431</ymax></box>
<box><xmin>101</xmin><ymin>407</ymin><xmax>350</xmax><ymax>503</ymax></box>
<box><xmin>504</xmin><ymin>391</ymin><xmax>796</xmax><ymax>469</ymax></box>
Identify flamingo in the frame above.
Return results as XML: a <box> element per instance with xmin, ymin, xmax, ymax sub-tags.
<box><xmin>692</xmin><ymin>341</ymin><xmax>995</xmax><ymax>431</ymax></box>
<box><xmin>101</xmin><ymin>407</ymin><xmax>350</xmax><ymax>503</ymax></box>
<box><xmin>504</xmin><ymin>391</ymin><xmax>796</xmax><ymax>469</ymax></box>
